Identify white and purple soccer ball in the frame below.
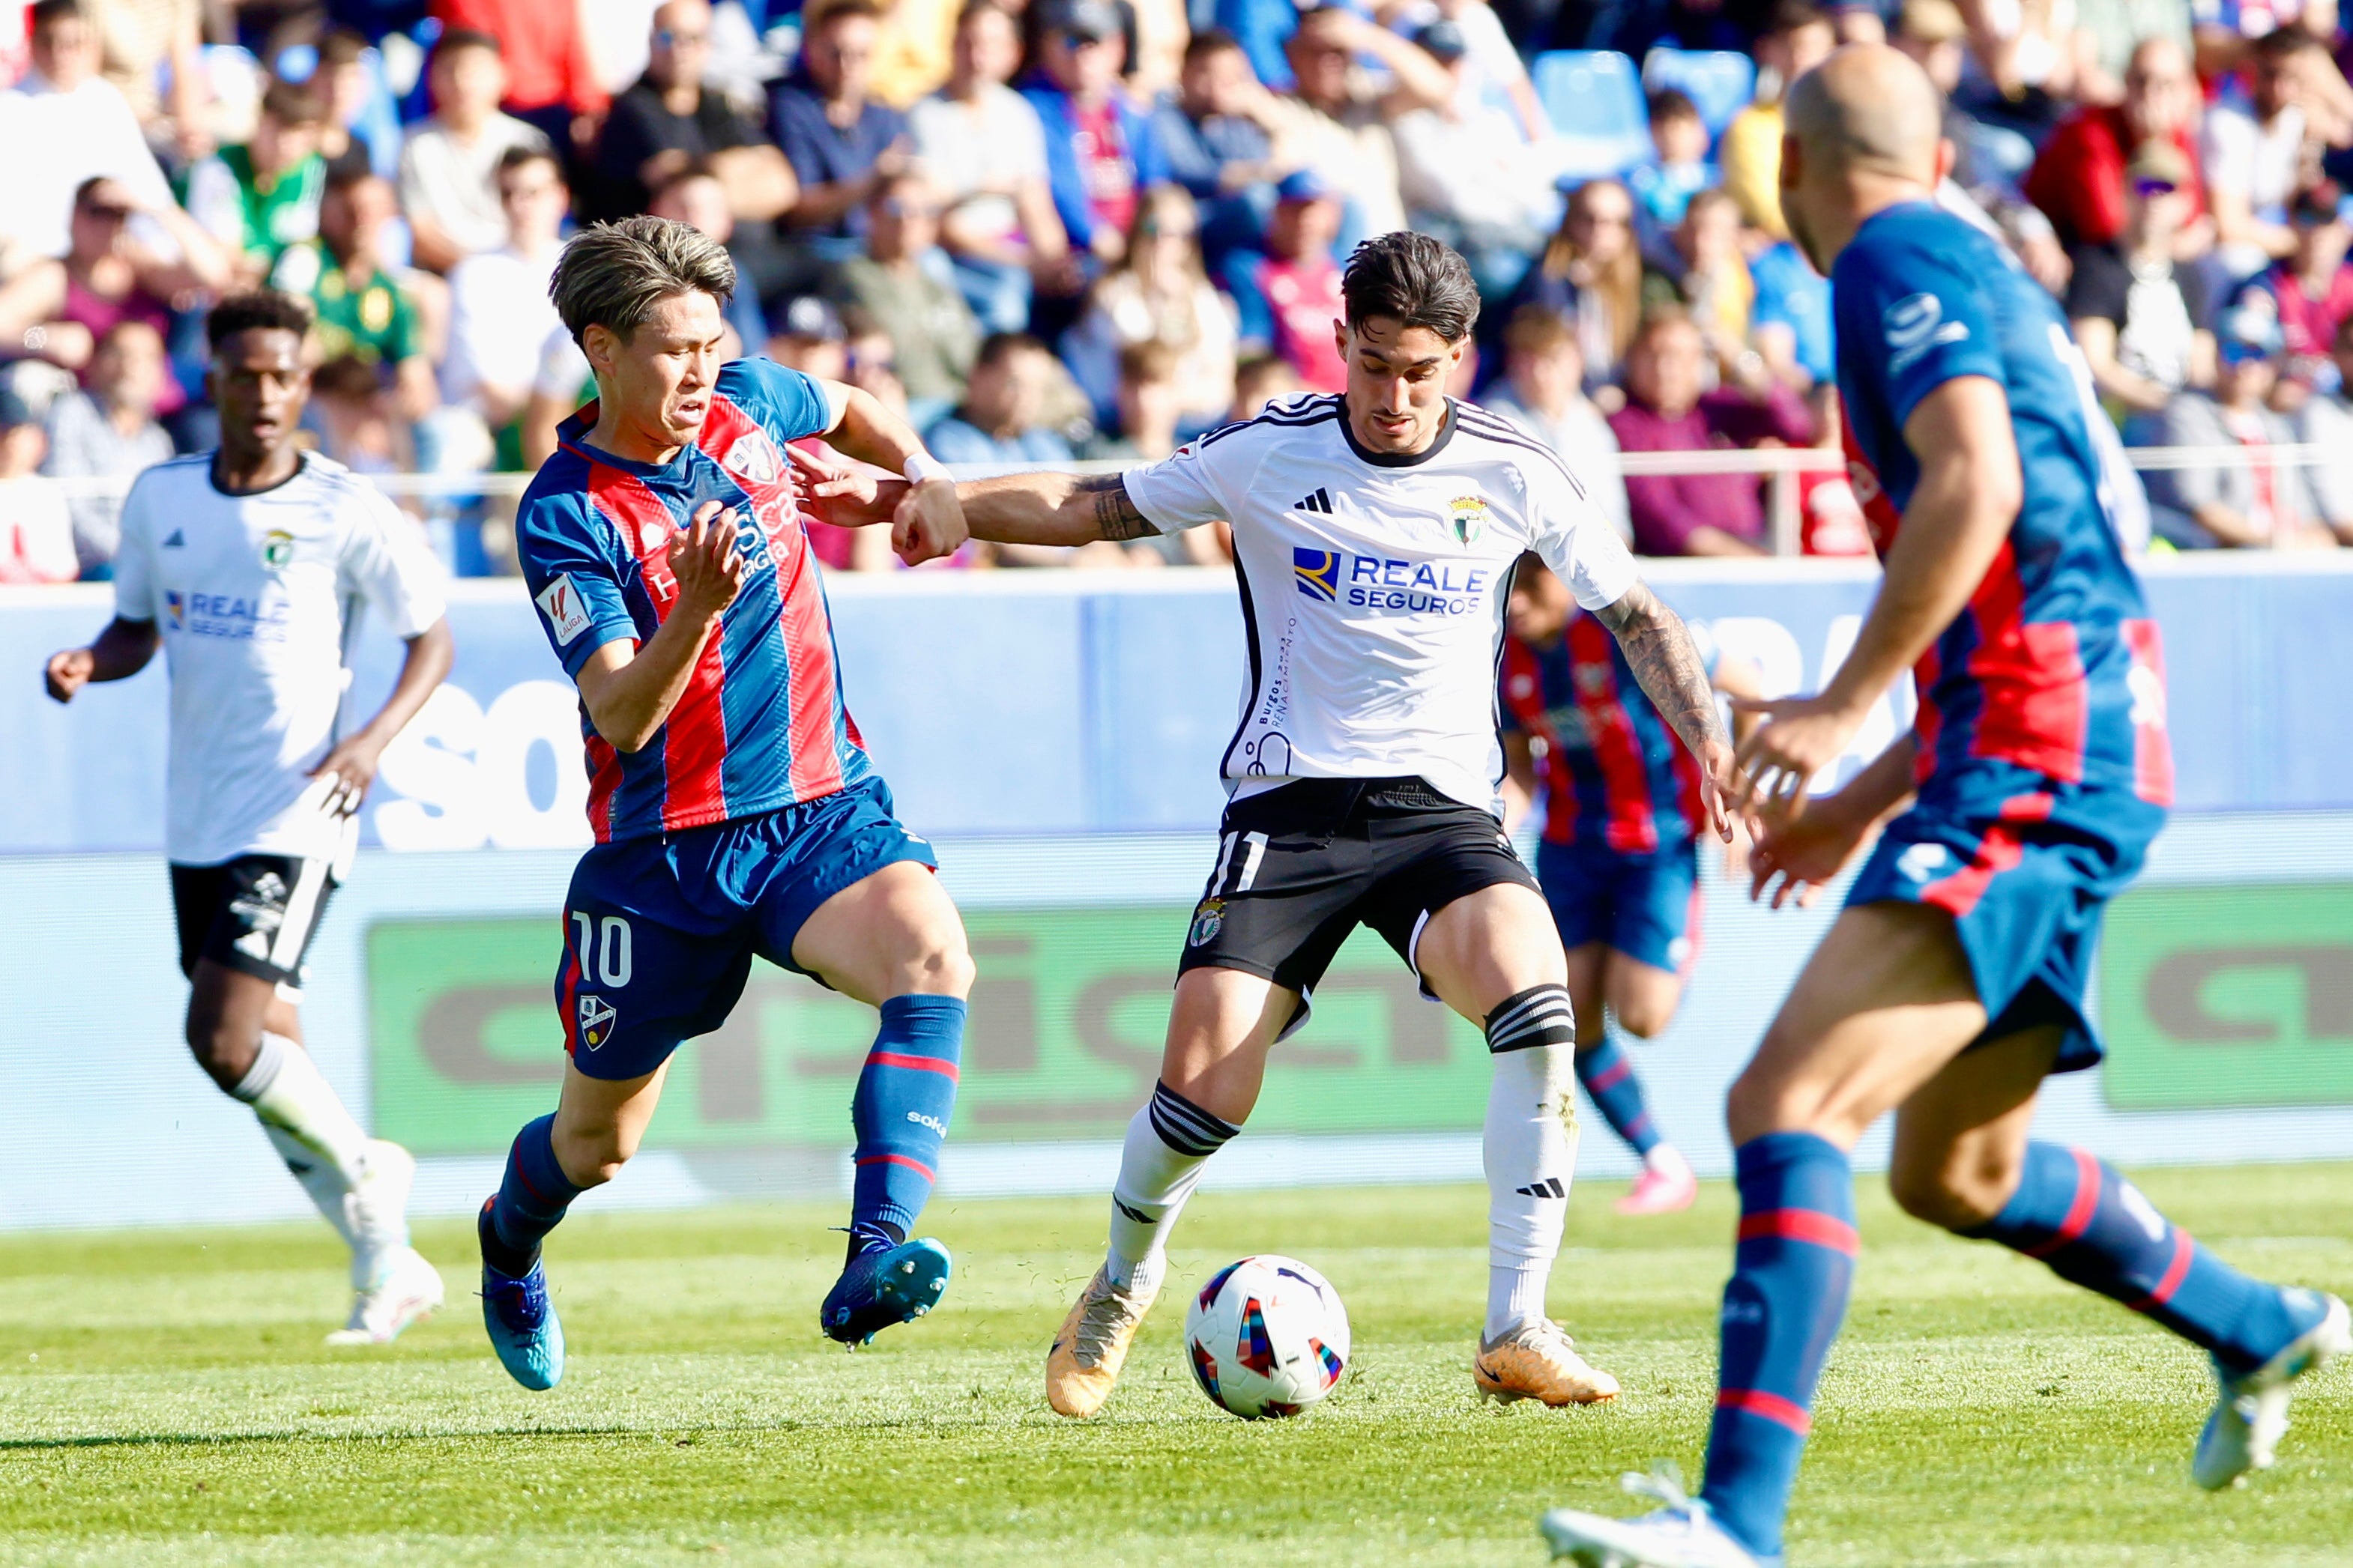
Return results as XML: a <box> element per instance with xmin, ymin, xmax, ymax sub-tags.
<box><xmin>1183</xmin><ymin>1254</ymin><xmax>1350</xmax><ymax>1419</ymax></box>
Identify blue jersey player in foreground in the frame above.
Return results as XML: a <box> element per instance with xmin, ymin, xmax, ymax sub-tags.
<box><xmin>1502</xmin><ymin>557</ymin><xmax>1763</xmax><ymax>1216</ymax></box>
<box><xmin>1541</xmin><ymin>46</ymin><xmax>2347</xmax><ymax>1568</ymax></box>
<box><xmin>480</xmin><ymin>217</ymin><xmax>978</xmax><ymax>1390</ymax></box>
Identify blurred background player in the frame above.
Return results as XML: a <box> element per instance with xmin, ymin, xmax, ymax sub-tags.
<box><xmin>482</xmin><ymin>217</ymin><xmax>976</xmax><ymax>1391</ymax></box>
<box><xmin>1499</xmin><ymin>556</ymin><xmax>1763</xmax><ymax>1215</ymax></box>
<box><xmin>40</xmin><ymin>291</ymin><xmax>453</xmax><ymax>1343</ymax></box>
<box><xmin>1541</xmin><ymin>46</ymin><xmax>2348</xmax><ymax>1568</ymax></box>
<box><xmin>921</xmin><ymin>232</ymin><xmax>1741</xmax><ymax>1417</ymax></box>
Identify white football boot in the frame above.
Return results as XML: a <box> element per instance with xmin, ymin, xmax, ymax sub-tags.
<box><xmin>327</xmin><ymin>1244</ymin><xmax>445</xmax><ymax>1345</ymax></box>
<box><xmin>325</xmin><ymin>1140</ymin><xmax>437</xmax><ymax>1343</ymax></box>
<box><xmin>2192</xmin><ymin>1289</ymin><xmax>2350</xmax><ymax>1489</ymax></box>
<box><xmin>1541</xmin><ymin>1463</ymin><xmax>1778</xmax><ymax>1568</ymax></box>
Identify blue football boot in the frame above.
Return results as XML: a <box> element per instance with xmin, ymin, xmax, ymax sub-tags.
<box><xmin>478</xmin><ymin>1202</ymin><xmax>565</xmax><ymax>1390</ymax></box>
<box><xmin>821</xmin><ymin>1236</ymin><xmax>953</xmax><ymax>1347</ymax></box>
<box><xmin>2193</xmin><ymin>1289</ymin><xmax>2349</xmax><ymax>1489</ymax></box>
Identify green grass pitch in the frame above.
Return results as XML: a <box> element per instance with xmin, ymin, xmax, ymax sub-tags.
<box><xmin>0</xmin><ymin>1164</ymin><xmax>2349</xmax><ymax>1567</ymax></box>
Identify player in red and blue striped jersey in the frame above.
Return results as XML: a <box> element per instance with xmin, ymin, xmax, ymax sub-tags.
<box><xmin>1542</xmin><ymin>46</ymin><xmax>2347</xmax><ymax>1568</ymax></box>
<box><xmin>1499</xmin><ymin>557</ymin><xmax>1763</xmax><ymax>1216</ymax></box>
<box><xmin>478</xmin><ymin>217</ymin><xmax>977</xmax><ymax>1391</ymax></box>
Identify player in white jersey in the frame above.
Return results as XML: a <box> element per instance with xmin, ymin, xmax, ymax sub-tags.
<box><xmin>935</xmin><ymin>233</ymin><xmax>1743</xmax><ymax>1414</ymax></box>
<box><xmin>44</xmin><ymin>292</ymin><xmax>455</xmax><ymax>1343</ymax></box>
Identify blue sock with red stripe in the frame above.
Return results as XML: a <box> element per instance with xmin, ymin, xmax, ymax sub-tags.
<box><xmin>1574</xmin><ymin>1035</ymin><xmax>1661</xmax><ymax>1156</ymax></box>
<box><xmin>848</xmin><ymin>994</ymin><xmax>965</xmax><ymax>1262</ymax></box>
<box><xmin>483</xmin><ymin>1114</ymin><xmax>582</xmax><ymax>1279</ymax></box>
<box><xmin>1700</xmin><ymin>1132</ymin><xmax>1858</xmax><ymax>1561</ymax></box>
<box><xmin>1966</xmin><ymin>1142</ymin><xmax>2311</xmax><ymax>1375</ymax></box>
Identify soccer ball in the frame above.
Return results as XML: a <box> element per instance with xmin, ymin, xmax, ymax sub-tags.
<box><xmin>1183</xmin><ymin>1254</ymin><xmax>1350</xmax><ymax>1419</ymax></box>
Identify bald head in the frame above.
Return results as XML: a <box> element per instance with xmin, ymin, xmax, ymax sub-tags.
<box><xmin>1784</xmin><ymin>43</ymin><xmax>1944</xmax><ymax>182</ymax></box>
<box><xmin>649</xmin><ymin>0</ymin><xmax>713</xmax><ymax>90</ymax></box>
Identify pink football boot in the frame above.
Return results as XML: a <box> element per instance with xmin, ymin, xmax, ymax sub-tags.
<box><xmin>1616</xmin><ymin>1144</ymin><xmax>1698</xmax><ymax>1214</ymax></box>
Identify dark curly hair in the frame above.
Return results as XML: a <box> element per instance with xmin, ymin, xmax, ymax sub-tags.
<box><xmin>1341</xmin><ymin>231</ymin><xmax>1480</xmax><ymax>345</ymax></box>
<box><xmin>205</xmin><ymin>290</ymin><xmax>315</xmax><ymax>352</ymax></box>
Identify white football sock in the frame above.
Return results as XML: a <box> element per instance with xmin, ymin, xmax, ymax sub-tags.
<box><xmin>233</xmin><ymin>1032</ymin><xmax>372</xmax><ymax>1238</ymax></box>
<box><xmin>1483</xmin><ymin>1041</ymin><xmax>1579</xmax><ymax>1340</ymax></box>
<box><xmin>1103</xmin><ymin>1083</ymin><xmax>1239</xmax><ymax>1294</ymax></box>
<box><xmin>1488</xmin><ymin>1261</ymin><xmax>1551</xmax><ymax>1340</ymax></box>
<box><xmin>262</xmin><ymin>1121</ymin><xmax>358</xmax><ymax>1250</ymax></box>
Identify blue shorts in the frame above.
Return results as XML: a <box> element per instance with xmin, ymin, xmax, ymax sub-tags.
<box><xmin>1846</xmin><ymin>772</ymin><xmax>2164</xmax><ymax>1075</ymax></box>
<box><xmin>1535</xmin><ymin>838</ymin><xmax>1703</xmax><ymax>976</ymax></box>
<box><xmin>555</xmin><ymin>777</ymin><xmax>937</xmax><ymax>1080</ymax></box>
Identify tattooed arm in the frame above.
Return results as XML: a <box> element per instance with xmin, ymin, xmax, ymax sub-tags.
<box><xmin>954</xmin><ymin>470</ymin><xmax>1165</xmax><ymax>546</ymax></box>
<box><xmin>1595</xmin><ymin>579</ymin><xmax>1745</xmax><ymax>841</ymax></box>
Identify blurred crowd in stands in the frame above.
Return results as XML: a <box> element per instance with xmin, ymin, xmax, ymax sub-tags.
<box><xmin>5</xmin><ymin>0</ymin><xmax>2353</xmax><ymax>579</ymax></box>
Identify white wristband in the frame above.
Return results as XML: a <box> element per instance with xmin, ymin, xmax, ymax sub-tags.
<box><xmin>904</xmin><ymin>452</ymin><xmax>949</xmax><ymax>485</ymax></box>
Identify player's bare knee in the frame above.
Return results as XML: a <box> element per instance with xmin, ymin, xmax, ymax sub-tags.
<box><xmin>1614</xmin><ymin>999</ymin><xmax>1670</xmax><ymax>1039</ymax></box>
<box><xmin>1724</xmin><ymin>1068</ymin><xmax>1780</xmax><ymax>1144</ymax></box>
<box><xmin>1725</xmin><ymin>1052</ymin><xmax>1833</xmax><ymax>1145</ymax></box>
<box><xmin>184</xmin><ymin>1011</ymin><xmax>260</xmax><ymax>1093</ymax></box>
<box><xmin>922</xmin><ymin>936</ymin><xmax>978</xmax><ymax>999</ymax></box>
<box><xmin>1899</xmin><ymin>1134</ymin><xmax>2020</xmax><ymax>1232</ymax></box>
<box><xmin>1888</xmin><ymin>1159</ymin><xmax>2001</xmax><ymax>1232</ymax></box>
<box><xmin>889</xmin><ymin>927</ymin><xmax>974</xmax><ymax>999</ymax></box>
<box><xmin>552</xmin><ymin>1130</ymin><xmax>629</xmax><ymax>1187</ymax></box>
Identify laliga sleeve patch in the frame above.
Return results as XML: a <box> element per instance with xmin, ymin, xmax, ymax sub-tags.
<box><xmin>534</xmin><ymin>573</ymin><xmax>593</xmax><ymax>644</ymax></box>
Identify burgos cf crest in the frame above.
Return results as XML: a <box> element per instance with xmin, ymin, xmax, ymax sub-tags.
<box><xmin>1446</xmin><ymin>495</ymin><xmax>1489</xmax><ymax>545</ymax></box>
<box><xmin>1188</xmin><ymin>898</ymin><xmax>1226</xmax><ymax>947</ymax></box>
<box><xmin>259</xmin><ymin>530</ymin><xmax>295</xmax><ymax>569</ymax></box>
<box><xmin>576</xmin><ymin>993</ymin><xmax>618</xmax><ymax>1050</ymax></box>
<box><xmin>1292</xmin><ymin>548</ymin><xmax>1339</xmax><ymax>601</ymax></box>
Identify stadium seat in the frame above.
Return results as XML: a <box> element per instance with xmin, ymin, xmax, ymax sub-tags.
<box><xmin>1531</xmin><ymin>51</ymin><xmax>1653</xmax><ymax>183</ymax></box>
<box><xmin>1640</xmin><ymin>48</ymin><xmax>1758</xmax><ymax>141</ymax></box>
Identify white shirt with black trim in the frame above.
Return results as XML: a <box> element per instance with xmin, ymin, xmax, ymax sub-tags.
<box><xmin>1123</xmin><ymin>393</ymin><xmax>1639</xmax><ymax>814</ymax></box>
<box><xmin>112</xmin><ymin>452</ymin><xmax>448</xmax><ymax>866</ymax></box>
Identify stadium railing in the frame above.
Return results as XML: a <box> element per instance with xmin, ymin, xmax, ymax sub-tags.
<box><xmin>31</xmin><ymin>446</ymin><xmax>2345</xmax><ymax>558</ymax></box>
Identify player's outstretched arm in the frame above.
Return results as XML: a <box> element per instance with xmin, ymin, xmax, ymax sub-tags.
<box><xmin>1712</xmin><ymin>653</ymin><xmax>1768</xmax><ymax>751</ymax></box>
<box><xmin>574</xmin><ymin>503</ymin><xmax>747</xmax><ymax>754</ymax></box>
<box><xmin>43</xmin><ymin>617</ymin><xmax>160</xmax><ymax>703</ymax></box>
<box><xmin>820</xmin><ymin>380</ymin><xmax>967</xmax><ymax>566</ymax></box>
<box><xmin>1731</xmin><ymin>375</ymin><xmax>2022</xmax><ymax>815</ymax></box>
<box><xmin>956</xmin><ymin>471</ymin><xmax>1161</xmax><ymax>548</ymax></box>
<box><xmin>1596</xmin><ymin>581</ymin><xmax>1742</xmax><ymax>841</ymax></box>
<box><xmin>309</xmin><ymin>617</ymin><xmax>454</xmax><ymax>816</ymax></box>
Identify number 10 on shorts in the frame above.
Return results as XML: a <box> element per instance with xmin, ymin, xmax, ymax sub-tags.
<box><xmin>570</xmin><ymin>912</ymin><xmax>634</xmax><ymax>987</ymax></box>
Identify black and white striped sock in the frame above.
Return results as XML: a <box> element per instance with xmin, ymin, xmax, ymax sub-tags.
<box><xmin>1147</xmin><ymin>1080</ymin><xmax>1242</xmax><ymax>1156</ymax></box>
<box><xmin>1485</xmin><ymin>984</ymin><xmax>1578</xmax><ymax>1053</ymax></box>
<box><xmin>1105</xmin><ymin>1082</ymin><xmax>1242</xmax><ymax>1292</ymax></box>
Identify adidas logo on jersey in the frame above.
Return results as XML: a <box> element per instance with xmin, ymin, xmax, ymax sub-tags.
<box><xmin>163</xmin><ymin>529</ymin><xmax>184</xmax><ymax>548</ymax></box>
<box><xmin>1293</xmin><ymin>487</ymin><xmax>1335</xmax><ymax>515</ymax></box>
<box><xmin>1515</xmin><ymin>1177</ymin><xmax>1568</xmax><ymax>1199</ymax></box>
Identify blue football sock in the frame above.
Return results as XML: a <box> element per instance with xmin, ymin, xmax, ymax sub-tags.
<box><xmin>1700</xmin><ymin>1132</ymin><xmax>1858</xmax><ymax>1561</ymax></box>
<box><xmin>484</xmin><ymin>1114</ymin><xmax>582</xmax><ymax>1278</ymax></box>
<box><xmin>1966</xmin><ymin>1142</ymin><xmax>2313</xmax><ymax>1375</ymax></box>
<box><xmin>1574</xmin><ymin>1034</ymin><xmax>1662</xmax><ymax>1156</ymax></box>
<box><xmin>848</xmin><ymin>994</ymin><xmax>965</xmax><ymax>1260</ymax></box>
